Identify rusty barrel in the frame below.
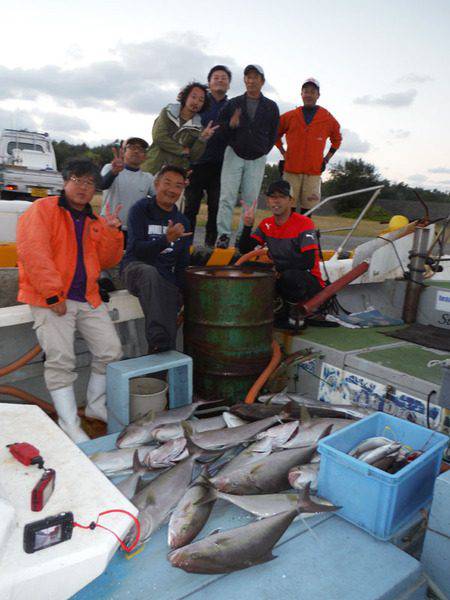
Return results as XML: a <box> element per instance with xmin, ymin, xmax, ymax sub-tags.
<box><xmin>184</xmin><ymin>266</ymin><xmax>275</xmax><ymax>404</ymax></box>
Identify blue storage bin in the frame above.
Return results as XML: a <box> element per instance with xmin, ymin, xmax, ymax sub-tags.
<box><xmin>317</xmin><ymin>412</ymin><xmax>448</xmax><ymax>540</ymax></box>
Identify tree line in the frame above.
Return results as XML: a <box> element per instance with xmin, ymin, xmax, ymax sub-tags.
<box><xmin>53</xmin><ymin>141</ymin><xmax>449</xmax><ymax>214</ymax></box>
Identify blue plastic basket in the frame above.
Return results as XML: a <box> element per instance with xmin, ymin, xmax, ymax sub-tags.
<box><xmin>317</xmin><ymin>412</ymin><xmax>448</xmax><ymax>540</ymax></box>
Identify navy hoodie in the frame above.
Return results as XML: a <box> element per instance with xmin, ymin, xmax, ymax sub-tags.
<box><xmin>122</xmin><ymin>195</ymin><xmax>191</xmax><ymax>289</ymax></box>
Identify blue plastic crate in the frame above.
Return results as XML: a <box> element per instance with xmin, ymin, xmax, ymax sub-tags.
<box><xmin>317</xmin><ymin>412</ymin><xmax>448</xmax><ymax>540</ymax></box>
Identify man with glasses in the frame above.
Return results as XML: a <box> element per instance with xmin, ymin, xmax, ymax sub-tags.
<box><xmin>16</xmin><ymin>159</ymin><xmax>124</xmax><ymax>442</ymax></box>
<box><xmin>122</xmin><ymin>165</ymin><xmax>191</xmax><ymax>353</ymax></box>
<box><xmin>101</xmin><ymin>137</ymin><xmax>155</xmax><ymax>238</ymax></box>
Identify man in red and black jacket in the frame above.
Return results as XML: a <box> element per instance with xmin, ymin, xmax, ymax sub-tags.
<box><xmin>238</xmin><ymin>179</ymin><xmax>325</xmax><ymax>329</ymax></box>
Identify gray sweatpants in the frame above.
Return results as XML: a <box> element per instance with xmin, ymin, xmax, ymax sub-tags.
<box><xmin>122</xmin><ymin>262</ymin><xmax>179</xmax><ymax>350</ymax></box>
<box><xmin>30</xmin><ymin>301</ymin><xmax>123</xmax><ymax>391</ymax></box>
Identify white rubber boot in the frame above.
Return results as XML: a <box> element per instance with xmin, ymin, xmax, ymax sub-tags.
<box><xmin>50</xmin><ymin>386</ymin><xmax>89</xmax><ymax>443</ymax></box>
<box><xmin>85</xmin><ymin>372</ymin><xmax>108</xmax><ymax>423</ymax></box>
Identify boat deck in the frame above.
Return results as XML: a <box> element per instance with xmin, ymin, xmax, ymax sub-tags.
<box><xmin>73</xmin><ymin>435</ymin><xmax>427</xmax><ymax>600</ymax></box>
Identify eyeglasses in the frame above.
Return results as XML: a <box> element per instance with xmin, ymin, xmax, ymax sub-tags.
<box><xmin>69</xmin><ymin>176</ymin><xmax>96</xmax><ymax>189</ymax></box>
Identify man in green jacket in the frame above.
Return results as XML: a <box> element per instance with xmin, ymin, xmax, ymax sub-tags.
<box><xmin>143</xmin><ymin>82</ymin><xmax>219</xmax><ymax>175</ymax></box>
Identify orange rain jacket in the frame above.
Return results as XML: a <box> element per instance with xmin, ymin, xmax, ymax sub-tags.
<box><xmin>276</xmin><ymin>106</ymin><xmax>342</xmax><ymax>176</ymax></box>
<box><xmin>17</xmin><ymin>196</ymin><xmax>124</xmax><ymax>308</ymax></box>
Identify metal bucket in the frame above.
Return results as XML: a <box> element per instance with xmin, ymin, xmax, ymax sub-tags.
<box><xmin>184</xmin><ymin>266</ymin><xmax>275</xmax><ymax>404</ymax></box>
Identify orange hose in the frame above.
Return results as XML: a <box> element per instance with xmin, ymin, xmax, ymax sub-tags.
<box><xmin>0</xmin><ymin>385</ymin><xmax>56</xmax><ymax>415</ymax></box>
<box><xmin>244</xmin><ymin>340</ymin><xmax>282</xmax><ymax>404</ymax></box>
<box><xmin>0</xmin><ymin>344</ymin><xmax>42</xmax><ymax>378</ymax></box>
<box><xmin>235</xmin><ymin>247</ymin><xmax>270</xmax><ymax>266</ymax></box>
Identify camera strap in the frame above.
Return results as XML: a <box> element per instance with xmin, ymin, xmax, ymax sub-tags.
<box><xmin>73</xmin><ymin>509</ymin><xmax>140</xmax><ymax>553</ymax></box>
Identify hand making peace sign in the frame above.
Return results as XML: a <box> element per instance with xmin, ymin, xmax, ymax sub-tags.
<box><xmin>200</xmin><ymin>121</ymin><xmax>220</xmax><ymax>141</ymax></box>
<box><xmin>104</xmin><ymin>200</ymin><xmax>123</xmax><ymax>229</ymax></box>
<box><xmin>241</xmin><ymin>199</ymin><xmax>257</xmax><ymax>227</ymax></box>
<box><xmin>111</xmin><ymin>143</ymin><xmax>125</xmax><ymax>175</ymax></box>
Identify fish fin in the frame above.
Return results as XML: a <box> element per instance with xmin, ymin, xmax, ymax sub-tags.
<box><xmin>317</xmin><ymin>423</ymin><xmax>333</xmax><ymax>441</ymax></box>
<box><xmin>206</xmin><ymin>528</ymin><xmax>221</xmax><ymax>537</ymax></box>
<box><xmin>298</xmin><ymin>482</ymin><xmax>340</xmax><ymax>514</ymax></box>
<box><xmin>181</xmin><ymin>421</ymin><xmax>204</xmax><ymax>457</ymax></box>
<box><xmin>135</xmin><ymin>476</ymin><xmax>146</xmax><ymax>494</ymax></box>
<box><xmin>280</xmin><ymin>400</ymin><xmax>297</xmax><ymax>421</ymax></box>
<box><xmin>132</xmin><ymin>449</ymin><xmax>143</xmax><ymax>473</ymax></box>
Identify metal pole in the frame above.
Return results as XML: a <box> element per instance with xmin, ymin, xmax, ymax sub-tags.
<box><xmin>334</xmin><ymin>188</ymin><xmax>382</xmax><ymax>257</ymax></box>
<box><xmin>402</xmin><ymin>228</ymin><xmax>430</xmax><ymax>323</ymax></box>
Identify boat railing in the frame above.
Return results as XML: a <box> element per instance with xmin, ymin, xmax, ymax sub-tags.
<box><xmin>305</xmin><ymin>185</ymin><xmax>384</xmax><ymax>257</ymax></box>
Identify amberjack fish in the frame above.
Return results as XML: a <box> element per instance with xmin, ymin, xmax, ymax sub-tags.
<box><xmin>129</xmin><ymin>456</ymin><xmax>196</xmax><ymax>547</ymax></box>
<box><xmin>281</xmin><ymin>418</ymin><xmax>349</xmax><ymax>449</ymax></box>
<box><xmin>211</xmin><ymin>444</ymin><xmax>320</xmax><ymax>495</ymax></box>
<box><xmin>116</xmin><ymin>403</ymin><xmax>201</xmax><ymax>448</ymax></box>
<box><xmin>212</xmin><ymin>488</ymin><xmax>337</xmax><ymax>518</ymax></box>
<box><xmin>168</xmin><ymin>474</ymin><xmax>216</xmax><ymax>549</ymax></box>
<box><xmin>181</xmin><ymin>408</ymin><xmax>293</xmax><ymax>452</ymax></box>
<box><xmin>168</xmin><ymin>484</ymin><xmax>330</xmax><ymax>574</ymax></box>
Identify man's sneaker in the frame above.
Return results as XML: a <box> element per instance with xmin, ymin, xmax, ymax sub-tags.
<box><xmin>274</xmin><ymin>315</ymin><xmax>305</xmax><ymax>331</ymax></box>
<box><xmin>216</xmin><ymin>234</ymin><xmax>230</xmax><ymax>249</ymax></box>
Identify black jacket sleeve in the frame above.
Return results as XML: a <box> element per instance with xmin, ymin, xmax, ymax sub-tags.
<box><xmin>238</xmin><ymin>226</ymin><xmax>259</xmax><ymax>255</ymax></box>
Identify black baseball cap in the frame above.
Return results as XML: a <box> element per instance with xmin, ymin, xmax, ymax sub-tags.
<box><xmin>267</xmin><ymin>180</ymin><xmax>292</xmax><ymax>197</ymax></box>
<box><xmin>125</xmin><ymin>137</ymin><xmax>149</xmax><ymax>150</ymax></box>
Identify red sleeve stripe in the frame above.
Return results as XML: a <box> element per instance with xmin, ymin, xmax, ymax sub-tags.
<box><xmin>251</xmin><ymin>234</ymin><xmax>264</xmax><ymax>244</ymax></box>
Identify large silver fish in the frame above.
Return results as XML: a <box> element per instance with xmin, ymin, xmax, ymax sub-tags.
<box><xmin>152</xmin><ymin>414</ymin><xmax>245</xmax><ymax>443</ymax></box>
<box><xmin>280</xmin><ymin>418</ymin><xmax>349</xmax><ymax>449</ymax></box>
<box><xmin>168</xmin><ymin>475</ymin><xmax>216</xmax><ymax>549</ymax></box>
<box><xmin>181</xmin><ymin>412</ymin><xmax>290</xmax><ymax>451</ymax></box>
<box><xmin>129</xmin><ymin>456</ymin><xmax>196</xmax><ymax>547</ymax></box>
<box><xmin>211</xmin><ymin>444</ymin><xmax>319</xmax><ymax>495</ymax></box>
<box><xmin>116</xmin><ymin>402</ymin><xmax>201</xmax><ymax>448</ymax></box>
<box><xmin>168</xmin><ymin>484</ymin><xmax>329</xmax><ymax>574</ymax></box>
<box><xmin>90</xmin><ymin>446</ymin><xmax>155</xmax><ymax>475</ymax></box>
<box><xmin>143</xmin><ymin>438</ymin><xmax>188</xmax><ymax>469</ymax></box>
<box><xmin>260</xmin><ymin>393</ymin><xmax>375</xmax><ymax>420</ymax></box>
<box><xmin>213</xmin><ymin>488</ymin><xmax>337</xmax><ymax>518</ymax></box>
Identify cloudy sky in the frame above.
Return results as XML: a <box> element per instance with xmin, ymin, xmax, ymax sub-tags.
<box><xmin>1</xmin><ymin>0</ymin><xmax>449</xmax><ymax>190</ymax></box>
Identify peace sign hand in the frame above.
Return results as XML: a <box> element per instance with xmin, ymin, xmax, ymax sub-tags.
<box><xmin>111</xmin><ymin>143</ymin><xmax>125</xmax><ymax>175</ymax></box>
<box><xmin>241</xmin><ymin>199</ymin><xmax>257</xmax><ymax>227</ymax></box>
<box><xmin>104</xmin><ymin>201</ymin><xmax>123</xmax><ymax>229</ymax></box>
<box><xmin>200</xmin><ymin>121</ymin><xmax>220</xmax><ymax>141</ymax></box>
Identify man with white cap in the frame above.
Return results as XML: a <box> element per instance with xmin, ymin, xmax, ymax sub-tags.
<box><xmin>276</xmin><ymin>78</ymin><xmax>342</xmax><ymax>213</ymax></box>
<box><xmin>215</xmin><ymin>64</ymin><xmax>279</xmax><ymax>248</ymax></box>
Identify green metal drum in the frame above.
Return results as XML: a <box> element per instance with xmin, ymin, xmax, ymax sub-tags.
<box><xmin>184</xmin><ymin>266</ymin><xmax>275</xmax><ymax>404</ymax></box>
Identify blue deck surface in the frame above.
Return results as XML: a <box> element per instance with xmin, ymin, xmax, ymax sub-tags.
<box><xmin>74</xmin><ymin>437</ymin><xmax>427</xmax><ymax>600</ymax></box>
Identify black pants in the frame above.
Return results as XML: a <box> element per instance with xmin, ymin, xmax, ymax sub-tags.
<box><xmin>122</xmin><ymin>262</ymin><xmax>179</xmax><ymax>350</ymax></box>
<box><xmin>184</xmin><ymin>163</ymin><xmax>222</xmax><ymax>246</ymax></box>
<box><xmin>277</xmin><ymin>269</ymin><xmax>322</xmax><ymax>304</ymax></box>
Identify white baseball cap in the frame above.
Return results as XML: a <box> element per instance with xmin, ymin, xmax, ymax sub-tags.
<box><xmin>302</xmin><ymin>77</ymin><xmax>320</xmax><ymax>90</ymax></box>
<box><xmin>244</xmin><ymin>64</ymin><xmax>265</xmax><ymax>78</ymax></box>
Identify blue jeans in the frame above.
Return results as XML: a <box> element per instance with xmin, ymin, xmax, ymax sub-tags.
<box><xmin>216</xmin><ymin>146</ymin><xmax>267</xmax><ymax>240</ymax></box>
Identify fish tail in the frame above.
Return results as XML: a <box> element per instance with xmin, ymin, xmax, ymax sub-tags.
<box><xmin>297</xmin><ymin>482</ymin><xmax>340</xmax><ymax>514</ymax></box>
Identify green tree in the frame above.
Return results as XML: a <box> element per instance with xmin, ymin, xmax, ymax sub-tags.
<box><xmin>323</xmin><ymin>158</ymin><xmax>389</xmax><ymax>213</ymax></box>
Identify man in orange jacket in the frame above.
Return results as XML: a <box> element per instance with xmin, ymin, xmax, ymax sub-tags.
<box><xmin>16</xmin><ymin>159</ymin><xmax>124</xmax><ymax>442</ymax></box>
<box><xmin>276</xmin><ymin>78</ymin><xmax>342</xmax><ymax>213</ymax></box>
